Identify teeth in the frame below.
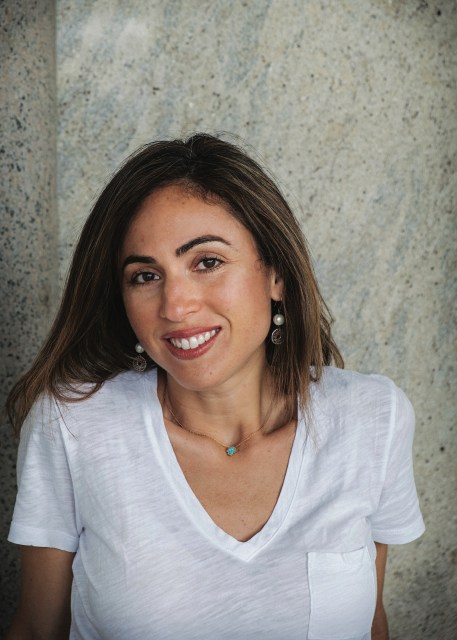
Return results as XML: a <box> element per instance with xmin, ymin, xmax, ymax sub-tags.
<box><xmin>169</xmin><ymin>330</ymin><xmax>217</xmax><ymax>350</ymax></box>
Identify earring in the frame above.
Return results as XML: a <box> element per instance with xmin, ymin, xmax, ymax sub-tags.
<box><xmin>132</xmin><ymin>343</ymin><xmax>147</xmax><ymax>372</ymax></box>
<box><xmin>271</xmin><ymin>310</ymin><xmax>285</xmax><ymax>345</ymax></box>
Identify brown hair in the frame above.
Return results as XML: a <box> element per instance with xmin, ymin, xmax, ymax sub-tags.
<box><xmin>7</xmin><ymin>133</ymin><xmax>343</xmax><ymax>434</ymax></box>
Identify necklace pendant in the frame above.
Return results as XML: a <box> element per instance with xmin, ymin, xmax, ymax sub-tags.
<box><xmin>226</xmin><ymin>446</ymin><xmax>237</xmax><ymax>456</ymax></box>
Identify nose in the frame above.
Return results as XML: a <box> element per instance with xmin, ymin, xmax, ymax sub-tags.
<box><xmin>159</xmin><ymin>275</ymin><xmax>200</xmax><ymax>322</ymax></box>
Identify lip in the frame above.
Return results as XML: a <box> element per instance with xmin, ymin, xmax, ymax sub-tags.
<box><xmin>162</xmin><ymin>326</ymin><xmax>220</xmax><ymax>340</ymax></box>
<box><xmin>162</xmin><ymin>326</ymin><xmax>221</xmax><ymax>360</ymax></box>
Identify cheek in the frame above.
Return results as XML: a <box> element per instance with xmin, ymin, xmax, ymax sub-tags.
<box><xmin>212</xmin><ymin>274</ymin><xmax>270</xmax><ymax>316</ymax></box>
<box><xmin>247</xmin><ymin>273</ymin><xmax>275</xmax><ymax>314</ymax></box>
<box><xmin>122</xmin><ymin>294</ymin><xmax>153</xmax><ymax>337</ymax></box>
<box><xmin>122</xmin><ymin>292</ymin><xmax>136</xmax><ymax>322</ymax></box>
<box><xmin>233</xmin><ymin>277</ymin><xmax>273</xmax><ymax>332</ymax></box>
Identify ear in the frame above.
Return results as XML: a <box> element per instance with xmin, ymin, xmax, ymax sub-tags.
<box><xmin>269</xmin><ymin>270</ymin><xmax>284</xmax><ymax>302</ymax></box>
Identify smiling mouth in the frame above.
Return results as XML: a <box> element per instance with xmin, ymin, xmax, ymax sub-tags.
<box><xmin>167</xmin><ymin>329</ymin><xmax>219</xmax><ymax>351</ymax></box>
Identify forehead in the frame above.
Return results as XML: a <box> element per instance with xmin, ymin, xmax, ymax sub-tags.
<box><xmin>122</xmin><ymin>185</ymin><xmax>255</xmax><ymax>253</ymax></box>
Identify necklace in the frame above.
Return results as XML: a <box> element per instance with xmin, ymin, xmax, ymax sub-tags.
<box><xmin>164</xmin><ymin>386</ymin><xmax>273</xmax><ymax>457</ymax></box>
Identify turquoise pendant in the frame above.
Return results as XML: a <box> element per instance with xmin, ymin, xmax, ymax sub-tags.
<box><xmin>226</xmin><ymin>446</ymin><xmax>237</xmax><ymax>456</ymax></box>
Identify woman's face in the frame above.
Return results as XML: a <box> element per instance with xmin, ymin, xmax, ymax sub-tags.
<box><xmin>120</xmin><ymin>184</ymin><xmax>283</xmax><ymax>393</ymax></box>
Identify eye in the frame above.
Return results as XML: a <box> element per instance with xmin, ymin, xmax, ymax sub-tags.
<box><xmin>130</xmin><ymin>271</ymin><xmax>160</xmax><ymax>285</ymax></box>
<box><xmin>194</xmin><ymin>256</ymin><xmax>224</xmax><ymax>272</ymax></box>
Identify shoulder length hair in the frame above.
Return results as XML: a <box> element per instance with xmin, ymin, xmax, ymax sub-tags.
<box><xmin>7</xmin><ymin>133</ymin><xmax>343</xmax><ymax>434</ymax></box>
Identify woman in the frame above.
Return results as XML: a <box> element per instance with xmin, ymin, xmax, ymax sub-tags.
<box><xmin>6</xmin><ymin>133</ymin><xmax>424</xmax><ymax>639</ymax></box>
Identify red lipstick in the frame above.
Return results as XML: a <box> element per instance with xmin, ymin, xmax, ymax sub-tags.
<box><xmin>162</xmin><ymin>327</ymin><xmax>221</xmax><ymax>360</ymax></box>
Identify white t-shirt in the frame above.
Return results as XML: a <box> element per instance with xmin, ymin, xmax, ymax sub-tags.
<box><xmin>9</xmin><ymin>367</ymin><xmax>424</xmax><ymax>640</ymax></box>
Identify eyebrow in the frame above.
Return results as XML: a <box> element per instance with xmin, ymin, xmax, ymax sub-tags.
<box><xmin>121</xmin><ymin>235</ymin><xmax>231</xmax><ymax>270</ymax></box>
<box><xmin>175</xmin><ymin>235</ymin><xmax>231</xmax><ymax>256</ymax></box>
<box><xmin>122</xmin><ymin>255</ymin><xmax>157</xmax><ymax>270</ymax></box>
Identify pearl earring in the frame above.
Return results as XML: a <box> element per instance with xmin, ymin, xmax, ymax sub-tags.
<box><xmin>271</xmin><ymin>311</ymin><xmax>285</xmax><ymax>345</ymax></box>
<box><xmin>132</xmin><ymin>343</ymin><xmax>147</xmax><ymax>372</ymax></box>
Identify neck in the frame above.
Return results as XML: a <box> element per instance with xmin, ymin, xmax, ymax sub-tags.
<box><xmin>159</xmin><ymin>368</ymin><xmax>283</xmax><ymax>446</ymax></box>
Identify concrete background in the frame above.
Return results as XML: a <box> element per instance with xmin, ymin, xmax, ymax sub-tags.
<box><xmin>1</xmin><ymin>0</ymin><xmax>456</xmax><ymax>637</ymax></box>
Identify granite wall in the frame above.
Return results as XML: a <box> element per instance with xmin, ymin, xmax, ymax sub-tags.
<box><xmin>0</xmin><ymin>0</ymin><xmax>58</xmax><ymax>624</ymax></box>
<box><xmin>1</xmin><ymin>0</ymin><xmax>456</xmax><ymax>636</ymax></box>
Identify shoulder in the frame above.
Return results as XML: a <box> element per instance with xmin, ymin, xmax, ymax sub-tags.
<box><xmin>63</xmin><ymin>368</ymin><xmax>156</xmax><ymax>420</ymax></box>
<box><xmin>314</xmin><ymin>366</ymin><xmax>409</xmax><ymax>409</ymax></box>
<box><xmin>59</xmin><ymin>369</ymin><xmax>156</xmax><ymax>410</ymax></box>
<box><xmin>311</xmin><ymin>367</ymin><xmax>414</xmax><ymax>437</ymax></box>
<box><xmin>22</xmin><ymin>369</ymin><xmax>158</xmax><ymax>441</ymax></box>
<box><xmin>63</xmin><ymin>369</ymin><xmax>154</xmax><ymax>398</ymax></box>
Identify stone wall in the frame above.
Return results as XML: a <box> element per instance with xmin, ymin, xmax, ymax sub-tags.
<box><xmin>1</xmin><ymin>0</ymin><xmax>456</xmax><ymax>636</ymax></box>
<box><xmin>0</xmin><ymin>0</ymin><xmax>58</xmax><ymax>625</ymax></box>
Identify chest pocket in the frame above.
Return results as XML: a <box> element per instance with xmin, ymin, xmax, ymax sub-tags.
<box><xmin>307</xmin><ymin>547</ymin><xmax>376</xmax><ymax>640</ymax></box>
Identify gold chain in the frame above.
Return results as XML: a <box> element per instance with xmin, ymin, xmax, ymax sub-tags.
<box><xmin>164</xmin><ymin>385</ymin><xmax>273</xmax><ymax>457</ymax></box>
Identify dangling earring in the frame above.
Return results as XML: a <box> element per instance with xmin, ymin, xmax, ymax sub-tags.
<box><xmin>132</xmin><ymin>343</ymin><xmax>147</xmax><ymax>372</ymax></box>
<box><xmin>271</xmin><ymin>308</ymin><xmax>285</xmax><ymax>345</ymax></box>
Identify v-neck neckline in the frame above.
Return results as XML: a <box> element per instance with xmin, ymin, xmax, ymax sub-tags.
<box><xmin>141</xmin><ymin>370</ymin><xmax>308</xmax><ymax>562</ymax></box>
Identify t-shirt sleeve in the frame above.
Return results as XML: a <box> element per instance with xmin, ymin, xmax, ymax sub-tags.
<box><xmin>370</xmin><ymin>379</ymin><xmax>425</xmax><ymax>544</ymax></box>
<box><xmin>8</xmin><ymin>395</ymin><xmax>80</xmax><ymax>552</ymax></box>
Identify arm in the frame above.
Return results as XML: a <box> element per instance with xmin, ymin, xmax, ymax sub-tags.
<box><xmin>371</xmin><ymin>542</ymin><xmax>389</xmax><ymax>640</ymax></box>
<box><xmin>5</xmin><ymin>546</ymin><xmax>75</xmax><ymax>640</ymax></box>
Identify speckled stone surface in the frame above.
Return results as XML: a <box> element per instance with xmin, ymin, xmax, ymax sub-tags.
<box><xmin>2</xmin><ymin>0</ymin><xmax>456</xmax><ymax>636</ymax></box>
<box><xmin>0</xmin><ymin>0</ymin><xmax>57</xmax><ymax>630</ymax></box>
